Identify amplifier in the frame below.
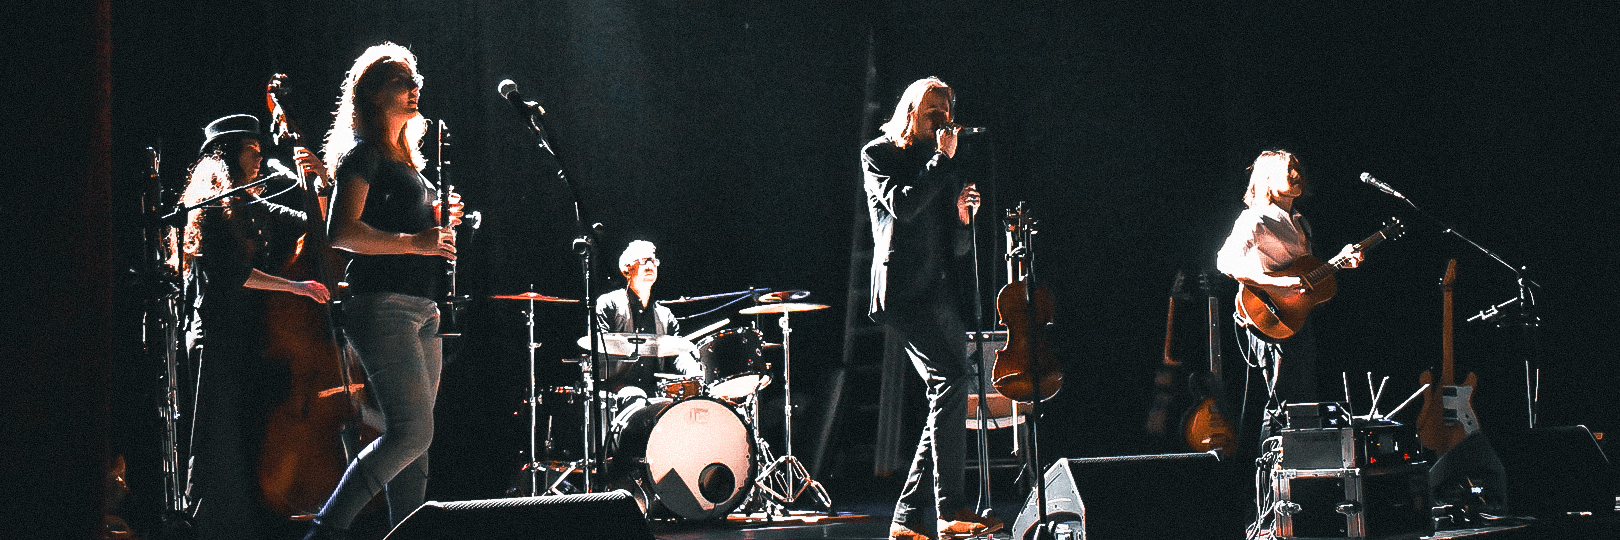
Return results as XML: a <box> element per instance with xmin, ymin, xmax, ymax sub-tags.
<box><xmin>1285</xmin><ymin>402</ymin><xmax>1349</xmax><ymax>430</ymax></box>
<box><xmin>1280</xmin><ymin>421</ymin><xmax>1422</xmax><ymax>470</ymax></box>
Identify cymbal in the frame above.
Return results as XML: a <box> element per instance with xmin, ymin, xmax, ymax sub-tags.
<box><xmin>576</xmin><ymin>333</ymin><xmax>696</xmax><ymax>357</ymax></box>
<box><xmin>756</xmin><ymin>290</ymin><xmax>810</xmax><ymax>303</ymax></box>
<box><xmin>738</xmin><ymin>302</ymin><xmax>830</xmax><ymax>315</ymax></box>
<box><xmin>490</xmin><ymin>292</ymin><xmax>579</xmax><ymax>303</ymax></box>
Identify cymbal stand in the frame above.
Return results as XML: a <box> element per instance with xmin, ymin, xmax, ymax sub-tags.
<box><xmin>754</xmin><ymin>310</ymin><xmax>832</xmax><ymax>510</ymax></box>
<box><xmin>521</xmin><ymin>294</ymin><xmax>543</xmax><ymax>496</ymax></box>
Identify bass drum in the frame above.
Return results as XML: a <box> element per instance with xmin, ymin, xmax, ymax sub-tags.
<box><xmin>606</xmin><ymin>396</ymin><xmax>755</xmax><ymax>520</ymax></box>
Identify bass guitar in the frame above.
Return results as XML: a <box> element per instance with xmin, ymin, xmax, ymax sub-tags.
<box><xmin>1417</xmin><ymin>259</ymin><xmax>1480</xmax><ymax>454</ymax></box>
<box><xmin>1236</xmin><ymin>217</ymin><xmax>1406</xmax><ymax>340</ymax></box>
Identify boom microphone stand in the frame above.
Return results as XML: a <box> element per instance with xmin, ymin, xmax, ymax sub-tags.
<box><xmin>1359</xmin><ymin>173</ymin><xmax>1543</xmax><ymax>427</ymax></box>
<box><xmin>501</xmin><ymin>79</ymin><xmax>610</xmax><ymax>490</ymax></box>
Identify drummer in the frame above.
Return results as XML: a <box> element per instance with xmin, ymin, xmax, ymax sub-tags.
<box><xmin>594</xmin><ymin>240</ymin><xmax>702</xmax><ymax>393</ymax></box>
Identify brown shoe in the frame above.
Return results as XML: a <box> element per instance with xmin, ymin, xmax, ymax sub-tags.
<box><xmin>891</xmin><ymin>523</ymin><xmax>932</xmax><ymax>540</ymax></box>
<box><xmin>938</xmin><ymin>509</ymin><xmax>1004</xmax><ymax>539</ymax></box>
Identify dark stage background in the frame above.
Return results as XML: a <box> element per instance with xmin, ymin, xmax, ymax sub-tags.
<box><xmin>91</xmin><ymin>1</ymin><xmax>1617</xmax><ymax>535</ymax></box>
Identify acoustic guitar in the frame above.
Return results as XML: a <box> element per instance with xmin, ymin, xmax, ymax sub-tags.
<box><xmin>1417</xmin><ymin>259</ymin><xmax>1480</xmax><ymax>455</ymax></box>
<box><xmin>1236</xmin><ymin>217</ymin><xmax>1406</xmax><ymax>340</ymax></box>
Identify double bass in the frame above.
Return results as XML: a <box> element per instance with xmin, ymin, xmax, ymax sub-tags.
<box><xmin>257</xmin><ymin>74</ymin><xmax>377</xmax><ymax>516</ymax></box>
<box><xmin>991</xmin><ymin>202</ymin><xmax>1062</xmax><ymax>403</ymax></box>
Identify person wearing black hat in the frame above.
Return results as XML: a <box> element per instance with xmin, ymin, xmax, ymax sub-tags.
<box><xmin>173</xmin><ymin>113</ymin><xmax>332</xmax><ymax>540</ymax></box>
<box><xmin>305</xmin><ymin>42</ymin><xmax>461</xmax><ymax>540</ymax></box>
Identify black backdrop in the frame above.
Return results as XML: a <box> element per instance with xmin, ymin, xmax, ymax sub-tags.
<box><xmin>104</xmin><ymin>0</ymin><xmax>1617</xmax><ymax>526</ymax></box>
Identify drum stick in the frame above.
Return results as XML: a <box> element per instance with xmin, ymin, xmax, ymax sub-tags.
<box><xmin>681</xmin><ymin>318</ymin><xmax>731</xmax><ymax>341</ymax></box>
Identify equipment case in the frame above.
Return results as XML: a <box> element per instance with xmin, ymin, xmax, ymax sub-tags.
<box><xmin>1271</xmin><ymin>465</ymin><xmax>1430</xmax><ymax>539</ymax></box>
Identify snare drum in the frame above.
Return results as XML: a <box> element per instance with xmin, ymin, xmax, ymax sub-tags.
<box><xmin>659</xmin><ymin>377</ymin><xmax>704</xmax><ymax>400</ymax></box>
<box><xmin>605</xmin><ymin>396</ymin><xmax>755</xmax><ymax>520</ymax></box>
<box><xmin>696</xmin><ymin>328</ymin><xmax>771</xmax><ymax>400</ymax></box>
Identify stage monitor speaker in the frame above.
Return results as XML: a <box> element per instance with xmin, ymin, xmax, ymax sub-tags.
<box><xmin>1489</xmin><ymin>425</ymin><xmax>1615</xmax><ymax>518</ymax></box>
<box><xmin>382</xmin><ymin>489</ymin><xmax>653</xmax><ymax>540</ymax></box>
<box><xmin>1011</xmin><ymin>451</ymin><xmax>1241</xmax><ymax>540</ymax></box>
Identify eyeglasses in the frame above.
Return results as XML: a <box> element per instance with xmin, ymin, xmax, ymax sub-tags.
<box><xmin>630</xmin><ymin>257</ymin><xmax>659</xmax><ymax>267</ymax></box>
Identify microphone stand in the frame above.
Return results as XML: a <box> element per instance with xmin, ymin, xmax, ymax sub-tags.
<box><xmin>1365</xmin><ymin>175</ymin><xmax>1542</xmax><ymax>427</ymax></box>
<box><xmin>967</xmin><ymin>198</ymin><xmax>996</xmax><ymax>518</ymax></box>
<box><xmin>155</xmin><ymin>176</ymin><xmax>273</xmax><ymax>225</ymax></box>
<box><xmin>510</xmin><ymin>97</ymin><xmax>609</xmax><ymax>491</ymax></box>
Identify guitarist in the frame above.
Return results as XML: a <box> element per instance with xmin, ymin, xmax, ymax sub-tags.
<box><xmin>1215</xmin><ymin>150</ymin><xmax>1363</xmax><ymax>445</ymax></box>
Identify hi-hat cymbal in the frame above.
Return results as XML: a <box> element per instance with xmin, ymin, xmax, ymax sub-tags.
<box><xmin>576</xmin><ymin>333</ymin><xmax>696</xmax><ymax>357</ymax></box>
<box><xmin>756</xmin><ymin>290</ymin><xmax>811</xmax><ymax>303</ymax></box>
<box><xmin>738</xmin><ymin>302</ymin><xmax>830</xmax><ymax>315</ymax></box>
<box><xmin>490</xmin><ymin>292</ymin><xmax>579</xmax><ymax>303</ymax></box>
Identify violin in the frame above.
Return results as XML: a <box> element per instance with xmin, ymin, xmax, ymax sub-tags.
<box><xmin>256</xmin><ymin>74</ymin><xmax>377</xmax><ymax>516</ymax></box>
<box><xmin>991</xmin><ymin>202</ymin><xmax>1063</xmax><ymax>403</ymax></box>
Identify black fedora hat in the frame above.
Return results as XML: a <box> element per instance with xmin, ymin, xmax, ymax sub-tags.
<box><xmin>199</xmin><ymin>114</ymin><xmax>266</xmax><ymax>155</ymax></box>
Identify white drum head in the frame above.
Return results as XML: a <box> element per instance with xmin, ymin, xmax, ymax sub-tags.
<box><xmin>643</xmin><ymin>397</ymin><xmax>754</xmax><ymax>520</ymax></box>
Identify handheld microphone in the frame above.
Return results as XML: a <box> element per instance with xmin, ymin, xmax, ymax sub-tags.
<box><xmin>958</xmin><ymin>126</ymin><xmax>988</xmax><ymax>135</ymax></box>
<box><xmin>497</xmin><ymin>79</ymin><xmax>546</xmax><ymax>116</ymax></box>
<box><xmin>264</xmin><ymin>158</ymin><xmax>297</xmax><ymax>178</ymax></box>
<box><xmin>1359</xmin><ymin>172</ymin><xmax>1403</xmax><ymax>199</ymax></box>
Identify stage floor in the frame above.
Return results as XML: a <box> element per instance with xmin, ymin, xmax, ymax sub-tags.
<box><xmin>643</xmin><ymin>499</ymin><xmax>1620</xmax><ymax>540</ymax></box>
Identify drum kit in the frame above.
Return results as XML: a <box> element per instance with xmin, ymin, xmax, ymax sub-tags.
<box><xmin>491</xmin><ymin>288</ymin><xmax>833</xmax><ymax>521</ymax></box>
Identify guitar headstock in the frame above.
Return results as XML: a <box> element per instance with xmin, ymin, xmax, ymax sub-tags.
<box><xmin>1169</xmin><ymin>270</ymin><xmax>1187</xmax><ymax>299</ymax></box>
<box><xmin>1441</xmin><ymin>258</ymin><xmax>1457</xmax><ymax>289</ymax></box>
<box><xmin>1379</xmin><ymin>216</ymin><xmax>1407</xmax><ymax>242</ymax></box>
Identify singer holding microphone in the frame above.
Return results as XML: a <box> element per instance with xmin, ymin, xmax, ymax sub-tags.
<box><xmin>863</xmin><ymin>77</ymin><xmax>1001</xmax><ymax>540</ymax></box>
<box><xmin>174</xmin><ymin>113</ymin><xmax>331</xmax><ymax>540</ymax></box>
<box><xmin>304</xmin><ymin>42</ymin><xmax>461</xmax><ymax>540</ymax></box>
<box><xmin>1216</xmin><ymin>149</ymin><xmax>1363</xmax><ymax>450</ymax></box>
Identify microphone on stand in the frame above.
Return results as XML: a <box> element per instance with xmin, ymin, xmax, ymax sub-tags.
<box><xmin>497</xmin><ymin>79</ymin><xmax>547</xmax><ymax>117</ymax></box>
<box><xmin>1359</xmin><ymin>172</ymin><xmax>1404</xmax><ymax>199</ymax></box>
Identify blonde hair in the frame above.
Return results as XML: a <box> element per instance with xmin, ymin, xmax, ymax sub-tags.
<box><xmin>324</xmin><ymin>42</ymin><xmax>427</xmax><ymax>175</ymax></box>
<box><xmin>878</xmin><ymin>77</ymin><xmax>953</xmax><ymax>149</ymax></box>
<box><xmin>1244</xmin><ymin>150</ymin><xmax>1302</xmax><ymax>208</ymax></box>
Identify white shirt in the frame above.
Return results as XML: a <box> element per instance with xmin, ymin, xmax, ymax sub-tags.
<box><xmin>1216</xmin><ymin>203</ymin><xmax>1312</xmax><ymax>281</ymax></box>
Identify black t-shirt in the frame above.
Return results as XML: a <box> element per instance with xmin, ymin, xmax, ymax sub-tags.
<box><xmin>332</xmin><ymin>140</ymin><xmax>442</xmax><ymax>299</ymax></box>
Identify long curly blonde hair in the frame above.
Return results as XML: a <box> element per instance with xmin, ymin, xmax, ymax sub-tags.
<box><xmin>323</xmin><ymin>42</ymin><xmax>426</xmax><ymax>174</ymax></box>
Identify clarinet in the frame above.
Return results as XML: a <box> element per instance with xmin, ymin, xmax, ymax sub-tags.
<box><xmin>434</xmin><ymin>119</ymin><xmax>462</xmax><ymax>337</ymax></box>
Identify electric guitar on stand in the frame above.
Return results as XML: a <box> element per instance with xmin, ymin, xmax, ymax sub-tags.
<box><xmin>1183</xmin><ymin>272</ymin><xmax>1236</xmax><ymax>454</ymax></box>
<box><xmin>1236</xmin><ymin>218</ymin><xmax>1406</xmax><ymax>340</ymax></box>
<box><xmin>1418</xmin><ymin>259</ymin><xmax>1480</xmax><ymax>455</ymax></box>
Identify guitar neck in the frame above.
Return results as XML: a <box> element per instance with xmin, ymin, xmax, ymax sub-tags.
<box><xmin>1441</xmin><ymin>259</ymin><xmax>1457</xmax><ymax>385</ymax></box>
<box><xmin>1206</xmin><ymin>295</ymin><xmax>1223</xmax><ymax>380</ymax></box>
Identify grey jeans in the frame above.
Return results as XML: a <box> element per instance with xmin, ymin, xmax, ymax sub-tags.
<box><xmin>317</xmin><ymin>292</ymin><xmax>442</xmax><ymax>528</ymax></box>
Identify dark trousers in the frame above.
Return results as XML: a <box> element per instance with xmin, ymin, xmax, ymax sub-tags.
<box><xmin>884</xmin><ymin>301</ymin><xmax>972</xmax><ymax>529</ymax></box>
